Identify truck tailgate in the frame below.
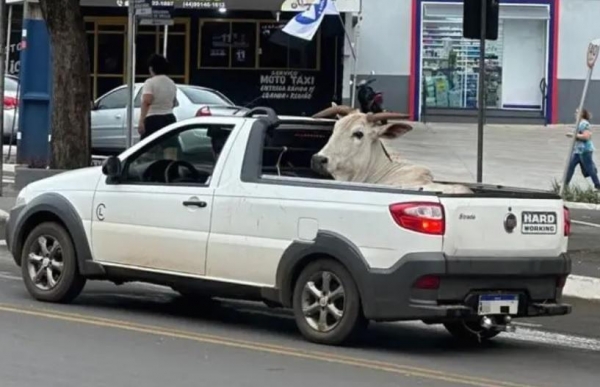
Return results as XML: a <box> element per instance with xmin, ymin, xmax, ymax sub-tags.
<box><xmin>439</xmin><ymin>197</ymin><xmax>566</xmax><ymax>258</ymax></box>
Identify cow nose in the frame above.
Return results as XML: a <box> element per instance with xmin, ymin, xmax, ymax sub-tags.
<box><xmin>311</xmin><ymin>154</ymin><xmax>329</xmax><ymax>174</ymax></box>
<box><xmin>312</xmin><ymin>154</ymin><xmax>328</xmax><ymax>167</ymax></box>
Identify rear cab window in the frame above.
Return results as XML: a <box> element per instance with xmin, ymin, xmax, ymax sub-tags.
<box><xmin>260</xmin><ymin>120</ymin><xmax>334</xmax><ymax>180</ymax></box>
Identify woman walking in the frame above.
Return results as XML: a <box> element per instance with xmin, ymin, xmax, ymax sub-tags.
<box><xmin>565</xmin><ymin>108</ymin><xmax>600</xmax><ymax>190</ymax></box>
<box><xmin>138</xmin><ymin>54</ymin><xmax>178</xmax><ymax>140</ymax></box>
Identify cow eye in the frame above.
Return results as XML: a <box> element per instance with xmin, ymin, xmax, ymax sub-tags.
<box><xmin>352</xmin><ymin>131</ymin><xmax>364</xmax><ymax>139</ymax></box>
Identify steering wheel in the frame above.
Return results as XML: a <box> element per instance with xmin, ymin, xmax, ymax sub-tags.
<box><xmin>164</xmin><ymin>160</ymin><xmax>202</xmax><ymax>183</ymax></box>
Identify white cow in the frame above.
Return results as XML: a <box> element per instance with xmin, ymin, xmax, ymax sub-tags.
<box><xmin>311</xmin><ymin>105</ymin><xmax>473</xmax><ymax>194</ymax></box>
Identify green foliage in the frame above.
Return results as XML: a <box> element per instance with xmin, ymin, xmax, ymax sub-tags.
<box><xmin>551</xmin><ymin>179</ymin><xmax>600</xmax><ymax>203</ymax></box>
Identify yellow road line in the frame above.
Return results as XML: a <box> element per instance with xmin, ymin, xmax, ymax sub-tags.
<box><xmin>0</xmin><ymin>304</ymin><xmax>536</xmax><ymax>387</ymax></box>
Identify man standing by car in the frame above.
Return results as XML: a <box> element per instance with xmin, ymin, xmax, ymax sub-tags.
<box><xmin>138</xmin><ymin>54</ymin><xmax>178</xmax><ymax>141</ymax></box>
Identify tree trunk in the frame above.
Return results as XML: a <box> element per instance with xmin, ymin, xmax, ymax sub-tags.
<box><xmin>39</xmin><ymin>0</ymin><xmax>91</xmax><ymax>169</ymax></box>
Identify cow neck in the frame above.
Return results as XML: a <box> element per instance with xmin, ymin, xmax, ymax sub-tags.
<box><xmin>352</xmin><ymin>142</ymin><xmax>397</xmax><ymax>184</ymax></box>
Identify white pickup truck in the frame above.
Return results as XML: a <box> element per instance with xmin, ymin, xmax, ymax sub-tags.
<box><xmin>5</xmin><ymin>107</ymin><xmax>572</xmax><ymax>345</ymax></box>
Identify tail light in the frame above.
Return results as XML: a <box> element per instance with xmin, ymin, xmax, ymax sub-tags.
<box><xmin>3</xmin><ymin>96</ymin><xmax>17</xmax><ymax>110</ymax></box>
<box><xmin>196</xmin><ymin>106</ymin><xmax>212</xmax><ymax>116</ymax></box>
<box><xmin>389</xmin><ymin>202</ymin><xmax>445</xmax><ymax>235</ymax></box>
<box><xmin>373</xmin><ymin>93</ymin><xmax>384</xmax><ymax>104</ymax></box>
<box><xmin>413</xmin><ymin>275</ymin><xmax>441</xmax><ymax>290</ymax></box>
<box><xmin>563</xmin><ymin>206</ymin><xmax>571</xmax><ymax>237</ymax></box>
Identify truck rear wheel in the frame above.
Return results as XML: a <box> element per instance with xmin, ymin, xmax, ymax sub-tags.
<box><xmin>444</xmin><ymin>320</ymin><xmax>501</xmax><ymax>343</ymax></box>
<box><xmin>292</xmin><ymin>259</ymin><xmax>367</xmax><ymax>345</ymax></box>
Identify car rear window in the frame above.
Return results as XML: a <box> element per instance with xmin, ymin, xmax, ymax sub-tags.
<box><xmin>180</xmin><ymin>87</ymin><xmax>233</xmax><ymax>106</ymax></box>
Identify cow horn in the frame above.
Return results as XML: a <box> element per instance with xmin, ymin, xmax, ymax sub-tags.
<box><xmin>366</xmin><ymin>112</ymin><xmax>411</xmax><ymax>123</ymax></box>
<box><xmin>312</xmin><ymin>105</ymin><xmax>355</xmax><ymax>118</ymax></box>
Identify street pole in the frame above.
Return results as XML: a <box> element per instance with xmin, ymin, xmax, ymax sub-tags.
<box><xmin>349</xmin><ymin>13</ymin><xmax>361</xmax><ymax>109</ymax></box>
<box><xmin>0</xmin><ymin>0</ymin><xmax>5</xmax><ymax>196</ymax></box>
<box><xmin>125</xmin><ymin>0</ymin><xmax>135</xmax><ymax>149</ymax></box>
<box><xmin>559</xmin><ymin>39</ymin><xmax>600</xmax><ymax>197</ymax></box>
<box><xmin>476</xmin><ymin>0</ymin><xmax>487</xmax><ymax>184</ymax></box>
<box><xmin>5</xmin><ymin>3</ymin><xmax>11</xmax><ymax>71</ymax></box>
<box><xmin>163</xmin><ymin>25</ymin><xmax>168</xmax><ymax>58</ymax></box>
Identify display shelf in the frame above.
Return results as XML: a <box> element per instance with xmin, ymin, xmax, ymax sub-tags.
<box><xmin>421</xmin><ymin>18</ymin><xmax>504</xmax><ymax>109</ymax></box>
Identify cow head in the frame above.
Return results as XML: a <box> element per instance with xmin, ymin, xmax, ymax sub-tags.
<box><xmin>311</xmin><ymin>104</ymin><xmax>412</xmax><ymax>181</ymax></box>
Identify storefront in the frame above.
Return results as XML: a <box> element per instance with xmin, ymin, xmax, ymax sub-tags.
<box><xmin>409</xmin><ymin>0</ymin><xmax>559</xmax><ymax>123</ymax></box>
<box><xmin>9</xmin><ymin>0</ymin><xmax>361</xmax><ymax>116</ymax></box>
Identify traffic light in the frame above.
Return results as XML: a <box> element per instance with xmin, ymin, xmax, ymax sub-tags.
<box><xmin>463</xmin><ymin>0</ymin><xmax>499</xmax><ymax>41</ymax></box>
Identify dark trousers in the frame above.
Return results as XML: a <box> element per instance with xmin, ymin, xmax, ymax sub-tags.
<box><xmin>141</xmin><ymin>113</ymin><xmax>177</xmax><ymax>140</ymax></box>
<box><xmin>566</xmin><ymin>151</ymin><xmax>600</xmax><ymax>188</ymax></box>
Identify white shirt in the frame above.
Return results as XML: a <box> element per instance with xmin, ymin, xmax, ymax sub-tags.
<box><xmin>142</xmin><ymin>75</ymin><xmax>177</xmax><ymax>116</ymax></box>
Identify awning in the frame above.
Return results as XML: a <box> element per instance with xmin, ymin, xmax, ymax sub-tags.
<box><xmin>6</xmin><ymin>0</ymin><xmax>360</xmax><ymax>13</ymax></box>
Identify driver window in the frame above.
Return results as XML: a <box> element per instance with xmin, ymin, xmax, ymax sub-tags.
<box><xmin>122</xmin><ymin>124</ymin><xmax>233</xmax><ymax>185</ymax></box>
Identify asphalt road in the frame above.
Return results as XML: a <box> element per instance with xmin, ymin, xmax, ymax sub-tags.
<box><xmin>1</xmin><ymin>247</ymin><xmax>600</xmax><ymax>387</ymax></box>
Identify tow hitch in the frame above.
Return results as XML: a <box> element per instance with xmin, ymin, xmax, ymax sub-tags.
<box><xmin>481</xmin><ymin>315</ymin><xmax>516</xmax><ymax>333</ymax></box>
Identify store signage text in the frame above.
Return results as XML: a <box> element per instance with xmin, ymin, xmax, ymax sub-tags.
<box><xmin>260</xmin><ymin>71</ymin><xmax>316</xmax><ymax>100</ymax></box>
<box><xmin>7</xmin><ymin>40</ymin><xmax>24</xmax><ymax>75</ymax></box>
<box><xmin>280</xmin><ymin>0</ymin><xmax>360</xmax><ymax>13</ymax></box>
<box><xmin>116</xmin><ymin>0</ymin><xmax>226</xmax><ymax>8</ymax></box>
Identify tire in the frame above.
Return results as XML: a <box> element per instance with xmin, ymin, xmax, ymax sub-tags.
<box><xmin>20</xmin><ymin>222</ymin><xmax>86</xmax><ymax>303</ymax></box>
<box><xmin>292</xmin><ymin>259</ymin><xmax>367</xmax><ymax>345</ymax></box>
<box><xmin>443</xmin><ymin>320</ymin><xmax>501</xmax><ymax>343</ymax></box>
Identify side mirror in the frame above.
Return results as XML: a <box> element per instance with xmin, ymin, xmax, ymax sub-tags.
<box><xmin>102</xmin><ymin>156</ymin><xmax>122</xmax><ymax>179</ymax></box>
<box><xmin>91</xmin><ymin>101</ymin><xmax>97</xmax><ymax>110</ymax></box>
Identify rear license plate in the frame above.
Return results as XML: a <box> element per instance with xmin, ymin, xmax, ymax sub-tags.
<box><xmin>478</xmin><ymin>294</ymin><xmax>519</xmax><ymax>315</ymax></box>
<box><xmin>521</xmin><ymin>211</ymin><xmax>557</xmax><ymax>234</ymax></box>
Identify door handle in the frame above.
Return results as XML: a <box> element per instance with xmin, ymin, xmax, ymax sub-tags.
<box><xmin>183</xmin><ymin>200</ymin><xmax>207</xmax><ymax>208</ymax></box>
<box><xmin>115</xmin><ymin>114</ymin><xmax>122</xmax><ymax>119</ymax></box>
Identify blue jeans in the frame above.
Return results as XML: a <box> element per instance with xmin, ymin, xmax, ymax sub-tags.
<box><xmin>566</xmin><ymin>151</ymin><xmax>600</xmax><ymax>188</ymax></box>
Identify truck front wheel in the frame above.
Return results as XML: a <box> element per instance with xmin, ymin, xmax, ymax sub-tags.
<box><xmin>292</xmin><ymin>259</ymin><xmax>367</xmax><ymax>345</ymax></box>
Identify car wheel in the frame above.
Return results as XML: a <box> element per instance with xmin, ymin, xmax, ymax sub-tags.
<box><xmin>292</xmin><ymin>259</ymin><xmax>367</xmax><ymax>345</ymax></box>
<box><xmin>443</xmin><ymin>320</ymin><xmax>501</xmax><ymax>343</ymax></box>
<box><xmin>21</xmin><ymin>222</ymin><xmax>86</xmax><ymax>303</ymax></box>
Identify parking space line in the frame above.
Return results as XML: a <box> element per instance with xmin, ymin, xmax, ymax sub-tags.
<box><xmin>0</xmin><ymin>303</ymin><xmax>536</xmax><ymax>387</ymax></box>
<box><xmin>572</xmin><ymin>220</ymin><xmax>600</xmax><ymax>228</ymax></box>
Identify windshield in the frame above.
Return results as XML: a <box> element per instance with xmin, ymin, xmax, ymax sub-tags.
<box><xmin>180</xmin><ymin>86</ymin><xmax>233</xmax><ymax>106</ymax></box>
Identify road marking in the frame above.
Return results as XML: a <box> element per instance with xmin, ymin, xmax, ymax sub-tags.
<box><xmin>0</xmin><ymin>303</ymin><xmax>536</xmax><ymax>387</ymax></box>
<box><xmin>512</xmin><ymin>322</ymin><xmax>542</xmax><ymax>328</ymax></box>
<box><xmin>0</xmin><ymin>271</ymin><xmax>19</xmax><ymax>281</ymax></box>
<box><xmin>572</xmin><ymin>220</ymin><xmax>600</xmax><ymax>228</ymax></box>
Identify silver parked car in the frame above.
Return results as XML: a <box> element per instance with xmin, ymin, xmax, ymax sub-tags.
<box><xmin>3</xmin><ymin>74</ymin><xmax>20</xmax><ymax>142</ymax></box>
<box><xmin>91</xmin><ymin>83</ymin><xmax>246</xmax><ymax>153</ymax></box>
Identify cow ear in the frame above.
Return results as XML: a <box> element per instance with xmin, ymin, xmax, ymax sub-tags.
<box><xmin>377</xmin><ymin>123</ymin><xmax>413</xmax><ymax>139</ymax></box>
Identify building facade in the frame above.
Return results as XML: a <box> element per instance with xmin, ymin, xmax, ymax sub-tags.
<box><xmin>352</xmin><ymin>0</ymin><xmax>598</xmax><ymax>124</ymax></box>
<box><xmin>6</xmin><ymin>0</ymin><xmax>599</xmax><ymax>124</ymax></box>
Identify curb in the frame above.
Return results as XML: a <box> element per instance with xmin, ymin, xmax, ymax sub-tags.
<box><xmin>565</xmin><ymin>201</ymin><xmax>600</xmax><ymax>211</ymax></box>
<box><xmin>564</xmin><ymin>275</ymin><xmax>600</xmax><ymax>300</ymax></box>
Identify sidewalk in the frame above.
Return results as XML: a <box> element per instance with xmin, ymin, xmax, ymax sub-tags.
<box><xmin>385</xmin><ymin>122</ymin><xmax>594</xmax><ymax>191</ymax></box>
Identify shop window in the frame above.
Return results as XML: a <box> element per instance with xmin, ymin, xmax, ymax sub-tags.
<box><xmin>159</xmin><ymin>33</ymin><xmax>187</xmax><ymax>75</ymax></box>
<box><xmin>200</xmin><ymin>21</ymin><xmax>231</xmax><ymax>68</ymax></box>
<box><xmin>258</xmin><ymin>23</ymin><xmax>288</xmax><ymax>69</ymax></box>
<box><xmin>136</xmin><ymin>33</ymin><xmax>158</xmax><ymax>75</ymax></box>
<box><xmin>258</xmin><ymin>22</ymin><xmax>318</xmax><ymax>70</ymax></box>
<box><xmin>231</xmin><ymin>22</ymin><xmax>256</xmax><ymax>69</ymax></box>
<box><xmin>97</xmin><ymin>33</ymin><xmax>125</xmax><ymax>75</ymax></box>
<box><xmin>421</xmin><ymin>15</ymin><xmax>503</xmax><ymax>109</ymax></box>
<box><xmin>198</xmin><ymin>20</ymin><xmax>319</xmax><ymax>70</ymax></box>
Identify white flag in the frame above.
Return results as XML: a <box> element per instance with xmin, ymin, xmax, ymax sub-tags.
<box><xmin>282</xmin><ymin>0</ymin><xmax>339</xmax><ymax>41</ymax></box>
